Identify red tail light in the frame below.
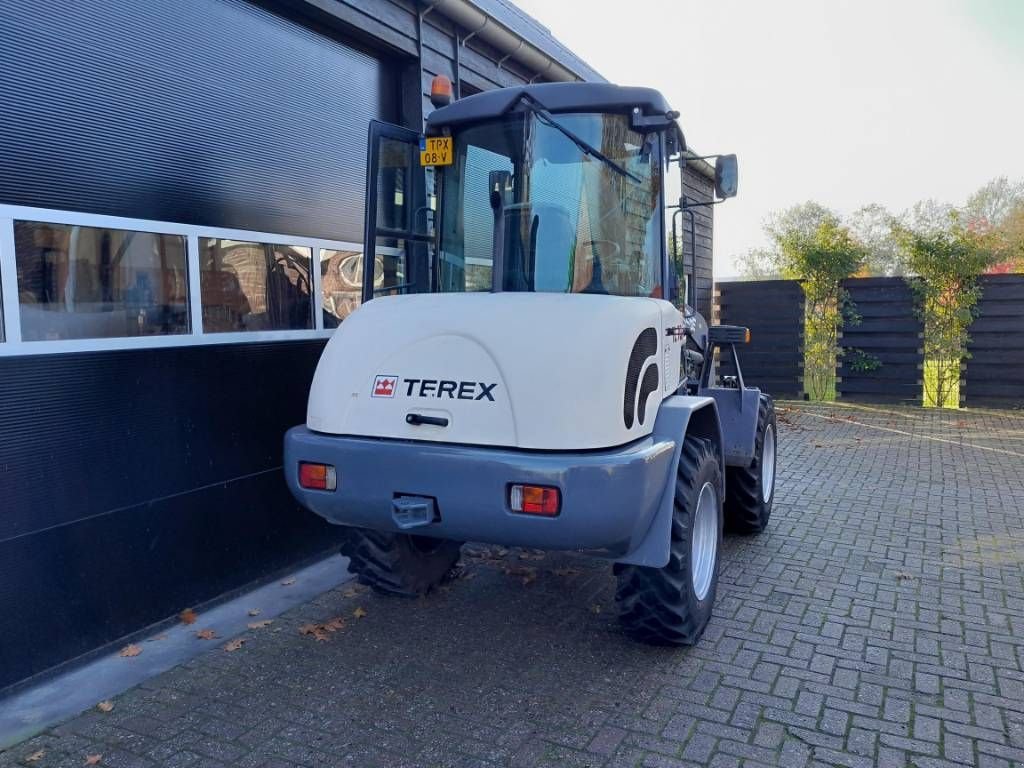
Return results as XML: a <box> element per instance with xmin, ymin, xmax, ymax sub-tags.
<box><xmin>299</xmin><ymin>462</ymin><xmax>336</xmax><ymax>491</ymax></box>
<box><xmin>510</xmin><ymin>484</ymin><xmax>560</xmax><ymax>516</ymax></box>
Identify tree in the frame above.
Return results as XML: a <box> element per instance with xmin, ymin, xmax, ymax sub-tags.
<box><xmin>993</xmin><ymin>202</ymin><xmax>1024</xmax><ymax>271</ymax></box>
<box><xmin>771</xmin><ymin>206</ymin><xmax>867</xmax><ymax>400</ymax></box>
<box><xmin>849</xmin><ymin>204</ymin><xmax>903</xmax><ymax>276</ymax></box>
<box><xmin>895</xmin><ymin>212</ymin><xmax>1000</xmax><ymax>407</ymax></box>
<box><xmin>735</xmin><ymin>247</ymin><xmax>781</xmax><ymax>281</ymax></box>
<box><xmin>964</xmin><ymin>176</ymin><xmax>1024</xmax><ymax>231</ymax></box>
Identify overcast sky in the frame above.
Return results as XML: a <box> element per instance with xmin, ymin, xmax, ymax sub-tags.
<box><xmin>510</xmin><ymin>0</ymin><xmax>1024</xmax><ymax>276</ymax></box>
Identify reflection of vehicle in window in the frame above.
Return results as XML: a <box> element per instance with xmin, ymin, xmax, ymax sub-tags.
<box><xmin>321</xmin><ymin>250</ymin><xmax>407</xmax><ymax>328</ymax></box>
<box><xmin>200</xmin><ymin>239</ymin><xmax>312</xmax><ymax>332</ymax></box>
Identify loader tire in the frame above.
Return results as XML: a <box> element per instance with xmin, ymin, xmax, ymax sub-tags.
<box><xmin>724</xmin><ymin>394</ymin><xmax>777</xmax><ymax>534</ymax></box>
<box><xmin>339</xmin><ymin>529</ymin><xmax>462</xmax><ymax>597</ymax></box>
<box><xmin>614</xmin><ymin>435</ymin><xmax>722</xmax><ymax>646</ymax></box>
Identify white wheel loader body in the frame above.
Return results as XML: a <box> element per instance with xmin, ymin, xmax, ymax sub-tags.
<box><xmin>307</xmin><ymin>292</ymin><xmax>682</xmax><ymax>450</ymax></box>
<box><xmin>284</xmin><ymin>82</ymin><xmax>775</xmax><ymax>640</ymax></box>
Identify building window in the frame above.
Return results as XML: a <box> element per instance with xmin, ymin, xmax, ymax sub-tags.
<box><xmin>14</xmin><ymin>221</ymin><xmax>190</xmax><ymax>341</ymax></box>
<box><xmin>200</xmin><ymin>239</ymin><xmax>312</xmax><ymax>333</ymax></box>
<box><xmin>320</xmin><ymin>249</ymin><xmax>363</xmax><ymax>329</ymax></box>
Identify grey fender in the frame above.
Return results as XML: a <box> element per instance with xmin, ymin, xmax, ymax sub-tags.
<box><xmin>701</xmin><ymin>386</ymin><xmax>762</xmax><ymax>466</ymax></box>
<box><xmin>615</xmin><ymin>395</ymin><xmax>724</xmax><ymax>568</ymax></box>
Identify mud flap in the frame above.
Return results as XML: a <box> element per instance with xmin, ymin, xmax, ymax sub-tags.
<box><xmin>615</xmin><ymin>395</ymin><xmax>723</xmax><ymax>567</ymax></box>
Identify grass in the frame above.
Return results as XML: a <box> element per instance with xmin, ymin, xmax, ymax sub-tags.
<box><xmin>922</xmin><ymin>358</ymin><xmax>960</xmax><ymax>408</ymax></box>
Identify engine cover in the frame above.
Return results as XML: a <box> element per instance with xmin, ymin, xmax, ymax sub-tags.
<box><xmin>307</xmin><ymin>292</ymin><xmax>682</xmax><ymax>450</ymax></box>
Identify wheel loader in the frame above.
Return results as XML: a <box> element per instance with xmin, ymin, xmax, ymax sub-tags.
<box><xmin>285</xmin><ymin>77</ymin><xmax>777</xmax><ymax>645</ymax></box>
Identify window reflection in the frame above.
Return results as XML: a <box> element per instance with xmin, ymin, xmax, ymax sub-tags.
<box><xmin>14</xmin><ymin>221</ymin><xmax>189</xmax><ymax>341</ymax></box>
<box><xmin>200</xmin><ymin>239</ymin><xmax>312</xmax><ymax>332</ymax></box>
<box><xmin>321</xmin><ymin>248</ymin><xmax>409</xmax><ymax>327</ymax></box>
<box><xmin>320</xmin><ymin>249</ymin><xmax>363</xmax><ymax>329</ymax></box>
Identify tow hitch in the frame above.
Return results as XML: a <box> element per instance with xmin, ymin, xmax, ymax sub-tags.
<box><xmin>391</xmin><ymin>496</ymin><xmax>437</xmax><ymax>529</ymax></box>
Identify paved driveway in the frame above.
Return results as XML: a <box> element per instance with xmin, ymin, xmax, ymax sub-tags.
<box><xmin>3</xmin><ymin>403</ymin><xmax>1024</xmax><ymax>768</ymax></box>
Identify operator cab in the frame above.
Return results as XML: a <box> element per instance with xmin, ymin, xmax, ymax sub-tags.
<box><xmin>360</xmin><ymin>80</ymin><xmax>736</xmax><ymax>317</ymax></box>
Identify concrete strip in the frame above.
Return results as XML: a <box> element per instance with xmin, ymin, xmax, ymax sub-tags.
<box><xmin>0</xmin><ymin>554</ymin><xmax>351</xmax><ymax>749</ymax></box>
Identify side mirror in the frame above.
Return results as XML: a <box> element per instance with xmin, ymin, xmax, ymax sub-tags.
<box><xmin>714</xmin><ymin>154</ymin><xmax>738</xmax><ymax>199</ymax></box>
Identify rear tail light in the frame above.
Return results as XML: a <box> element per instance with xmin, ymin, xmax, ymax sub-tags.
<box><xmin>510</xmin><ymin>484</ymin><xmax>560</xmax><ymax>516</ymax></box>
<box><xmin>299</xmin><ymin>462</ymin><xmax>337</xmax><ymax>491</ymax></box>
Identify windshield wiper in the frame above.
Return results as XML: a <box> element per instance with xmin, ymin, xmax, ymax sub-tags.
<box><xmin>517</xmin><ymin>95</ymin><xmax>642</xmax><ymax>184</ymax></box>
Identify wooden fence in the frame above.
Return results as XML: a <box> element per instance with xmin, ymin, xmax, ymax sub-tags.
<box><xmin>837</xmin><ymin>277</ymin><xmax>924</xmax><ymax>405</ymax></box>
<box><xmin>714</xmin><ymin>275</ymin><xmax>1024</xmax><ymax>409</ymax></box>
<box><xmin>715</xmin><ymin>280</ymin><xmax>804</xmax><ymax>399</ymax></box>
<box><xmin>964</xmin><ymin>274</ymin><xmax>1024</xmax><ymax>409</ymax></box>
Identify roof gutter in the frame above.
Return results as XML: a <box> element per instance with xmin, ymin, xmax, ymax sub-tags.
<box><xmin>683</xmin><ymin>150</ymin><xmax>716</xmax><ymax>182</ymax></box>
<box><xmin>431</xmin><ymin>0</ymin><xmax>582</xmax><ymax>82</ymax></box>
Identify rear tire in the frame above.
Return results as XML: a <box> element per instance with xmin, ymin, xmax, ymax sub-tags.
<box><xmin>614</xmin><ymin>436</ymin><xmax>723</xmax><ymax>646</ymax></box>
<box><xmin>340</xmin><ymin>529</ymin><xmax>462</xmax><ymax>597</ymax></box>
<box><xmin>724</xmin><ymin>394</ymin><xmax>777</xmax><ymax>534</ymax></box>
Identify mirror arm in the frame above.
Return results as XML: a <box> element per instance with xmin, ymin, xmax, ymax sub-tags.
<box><xmin>679</xmin><ymin>199</ymin><xmax>727</xmax><ymax>210</ymax></box>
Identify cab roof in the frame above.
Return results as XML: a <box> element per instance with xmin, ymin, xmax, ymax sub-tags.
<box><xmin>427</xmin><ymin>82</ymin><xmax>677</xmax><ymax>130</ymax></box>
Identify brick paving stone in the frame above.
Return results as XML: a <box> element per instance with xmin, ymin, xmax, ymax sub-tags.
<box><xmin>2</xmin><ymin>403</ymin><xmax>1023</xmax><ymax>767</ymax></box>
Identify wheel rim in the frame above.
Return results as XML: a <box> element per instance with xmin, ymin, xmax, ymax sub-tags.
<box><xmin>761</xmin><ymin>424</ymin><xmax>776</xmax><ymax>503</ymax></box>
<box><xmin>690</xmin><ymin>481</ymin><xmax>719</xmax><ymax>602</ymax></box>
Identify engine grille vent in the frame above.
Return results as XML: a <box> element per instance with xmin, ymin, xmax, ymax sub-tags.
<box><xmin>623</xmin><ymin>327</ymin><xmax>658</xmax><ymax>429</ymax></box>
<box><xmin>637</xmin><ymin>364</ymin><xmax>660</xmax><ymax>426</ymax></box>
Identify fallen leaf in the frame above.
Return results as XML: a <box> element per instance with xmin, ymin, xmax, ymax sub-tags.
<box><xmin>323</xmin><ymin>616</ymin><xmax>346</xmax><ymax>632</ymax></box>
<box><xmin>223</xmin><ymin>638</ymin><xmax>245</xmax><ymax>652</ymax></box>
<box><xmin>25</xmin><ymin>749</ymin><xmax>44</xmax><ymax>763</ymax></box>
<box><xmin>280</xmin><ymin>578</ymin><xmax>296</xmax><ymax>586</ymax></box>
<box><xmin>179</xmin><ymin>608</ymin><xmax>198</xmax><ymax>625</ymax></box>
<box><xmin>247</xmin><ymin>608</ymin><xmax>262</xmax><ymax>617</ymax></box>
<box><xmin>553</xmin><ymin>567</ymin><xmax>580</xmax><ymax>577</ymax></box>
<box><xmin>299</xmin><ymin>623</ymin><xmax>330</xmax><ymax>642</ymax></box>
<box><xmin>503</xmin><ymin>565</ymin><xmax>537</xmax><ymax>585</ymax></box>
<box><xmin>247</xmin><ymin>620</ymin><xmax>273</xmax><ymax>630</ymax></box>
<box><xmin>195</xmin><ymin>629</ymin><xmax>218</xmax><ymax>640</ymax></box>
<box><xmin>341</xmin><ymin>587</ymin><xmax>360</xmax><ymax>598</ymax></box>
<box><xmin>517</xmin><ymin>549</ymin><xmax>546</xmax><ymax>561</ymax></box>
<box><xmin>84</xmin><ymin>756</ymin><xmax>102</xmax><ymax>766</ymax></box>
<box><xmin>96</xmin><ymin>700</ymin><xmax>114</xmax><ymax>713</ymax></box>
<box><xmin>119</xmin><ymin>644</ymin><xmax>142</xmax><ymax>658</ymax></box>
<box><xmin>590</xmin><ymin>604</ymin><xmax>602</xmax><ymax>614</ymax></box>
<box><xmin>353</xmin><ymin>607</ymin><xmax>367</xmax><ymax>619</ymax></box>
<box><xmin>146</xmin><ymin>634</ymin><xmax>167</xmax><ymax>642</ymax></box>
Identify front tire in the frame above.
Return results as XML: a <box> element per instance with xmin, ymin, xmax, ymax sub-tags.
<box><xmin>724</xmin><ymin>394</ymin><xmax>777</xmax><ymax>534</ymax></box>
<box><xmin>614</xmin><ymin>435</ymin><xmax>723</xmax><ymax>646</ymax></box>
<box><xmin>340</xmin><ymin>529</ymin><xmax>462</xmax><ymax>597</ymax></box>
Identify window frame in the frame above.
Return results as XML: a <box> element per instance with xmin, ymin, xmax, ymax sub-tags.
<box><xmin>0</xmin><ymin>203</ymin><xmax>359</xmax><ymax>356</ymax></box>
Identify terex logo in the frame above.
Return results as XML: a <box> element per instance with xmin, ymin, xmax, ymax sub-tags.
<box><xmin>371</xmin><ymin>375</ymin><xmax>398</xmax><ymax>398</ymax></box>
<box><xmin>371</xmin><ymin>374</ymin><xmax>497</xmax><ymax>401</ymax></box>
<box><xmin>404</xmin><ymin>378</ymin><xmax>497</xmax><ymax>401</ymax></box>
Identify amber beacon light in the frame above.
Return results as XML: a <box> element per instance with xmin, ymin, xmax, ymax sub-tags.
<box><xmin>430</xmin><ymin>75</ymin><xmax>453</xmax><ymax>108</ymax></box>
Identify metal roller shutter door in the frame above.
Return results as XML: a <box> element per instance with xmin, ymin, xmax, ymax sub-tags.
<box><xmin>0</xmin><ymin>0</ymin><xmax>397</xmax><ymax>241</ymax></box>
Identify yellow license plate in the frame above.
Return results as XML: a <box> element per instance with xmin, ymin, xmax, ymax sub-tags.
<box><xmin>420</xmin><ymin>136</ymin><xmax>452</xmax><ymax>166</ymax></box>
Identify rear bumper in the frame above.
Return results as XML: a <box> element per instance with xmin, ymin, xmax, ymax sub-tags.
<box><xmin>284</xmin><ymin>426</ymin><xmax>676</xmax><ymax>560</ymax></box>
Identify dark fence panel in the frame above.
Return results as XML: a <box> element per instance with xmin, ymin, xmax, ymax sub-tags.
<box><xmin>837</xmin><ymin>277</ymin><xmax>923</xmax><ymax>405</ymax></box>
<box><xmin>715</xmin><ymin>280</ymin><xmax>804</xmax><ymax>399</ymax></box>
<box><xmin>964</xmin><ymin>274</ymin><xmax>1024</xmax><ymax>409</ymax></box>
